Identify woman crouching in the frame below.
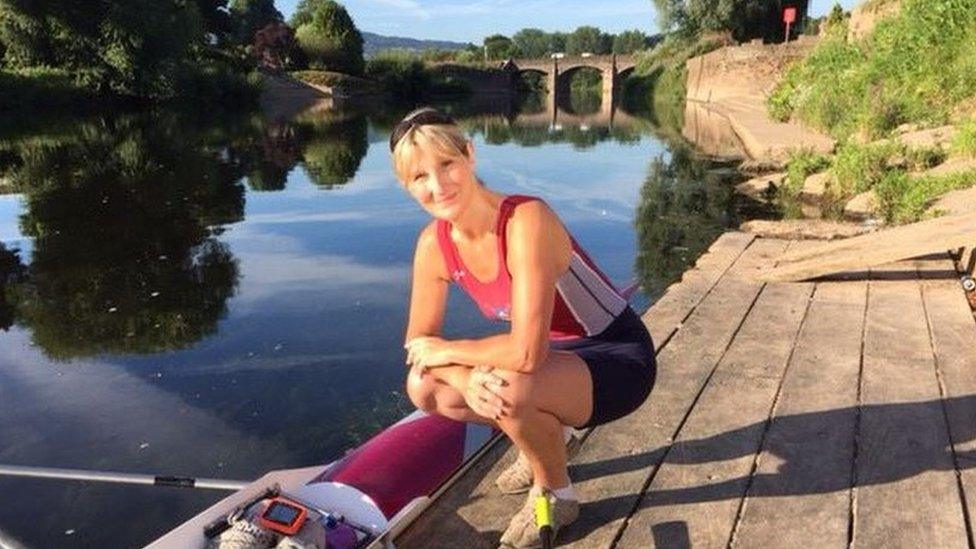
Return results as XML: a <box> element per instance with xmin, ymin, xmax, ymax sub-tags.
<box><xmin>392</xmin><ymin>108</ymin><xmax>656</xmax><ymax>548</ymax></box>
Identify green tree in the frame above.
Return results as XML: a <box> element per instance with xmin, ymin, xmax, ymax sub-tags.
<box><xmin>0</xmin><ymin>0</ymin><xmax>206</xmax><ymax>97</ymax></box>
<box><xmin>193</xmin><ymin>0</ymin><xmax>235</xmax><ymax>41</ymax></box>
<box><xmin>252</xmin><ymin>20</ymin><xmax>306</xmax><ymax>69</ymax></box>
<box><xmin>293</xmin><ymin>0</ymin><xmax>364</xmax><ymax>75</ymax></box>
<box><xmin>512</xmin><ymin>28</ymin><xmax>549</xmax><ymax>58</ymax></box>
<box><xmin>657</xmin><ymin>0</ymin><xmax>810</xmax><ymax>42</ymax></box>
<box><xmin>484</xmin><ymin>34</ymin><xmax>518</xmax><ymax>60</ymax></box>
<box><xmin>613</xmin><ymin>30</ymin><xmax>650</xmax><ymax>53</ymax></box>
<box><xmin>566</xmin><ymin>26</ymin><xmax>609</xmax><ymax>55</ymax></box>
<box><xmin>547</xmin><ymin>32</ymin><xmax>567</xmax><ymax>54</ymax></box>
<box><xmin>653</xmin><ymin>0</ymin><xmax>688</xmax><ymax>33</ymax></box>
<box><xmin>229</xmin><ymin>0</ymin><xmax>283</xmax><ymax>45</ymax></box>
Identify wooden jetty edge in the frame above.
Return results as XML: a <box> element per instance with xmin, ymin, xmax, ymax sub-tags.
<box><xmin>760</xmin><ymin>212</ymin><xmax>976</xmax><ymax>283</ymax></box>
<box><xmin>396</xmin><ymin>231</ymin><xmax>976</xmax><ymax>548</ymax></box>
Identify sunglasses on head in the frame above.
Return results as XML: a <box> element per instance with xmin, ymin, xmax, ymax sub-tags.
<box><xmin>388</xmin><ymin>108</ymin><xmax>456</xmax><ymax>152</ymax></box>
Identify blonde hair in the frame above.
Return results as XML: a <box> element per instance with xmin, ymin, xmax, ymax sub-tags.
<box><xmin>392</xmin><ymin>122</ymin><xmax>470</xmax><ymax>183</ymax></box>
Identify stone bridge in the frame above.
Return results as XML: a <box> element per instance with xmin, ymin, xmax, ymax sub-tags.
<box><xmin>502</xmin><ymin>54</ymin><xmax>637</xmax><ymax>117</ymax></box>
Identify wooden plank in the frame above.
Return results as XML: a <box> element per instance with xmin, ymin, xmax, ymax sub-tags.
<box><xmin>644</xmin><ymin>231</ymin><xmax>755</xmax><ymax>345</ymax></box>
<box><xmin>854</xmin><ymin>271</ymin><xmax>968</xmax><ymax>547</ymax></box>
<box><xmin>760</xmin><ymin>212</ymin><xmax>976</xmax><ymax>282</ymax></box>
<box><xmin>397</xmin><ymin>234</ymin><xmax>762</xmax><ymax>548</ymax></box>
<box><xmin>920</xmin><ymin>264</ymin><xmax>976</xmax><ymax>545</ymax></box>
<box><xmin>615</xmin><ymin>280</ymin><xmax>813</xmax><ymax>548</ymax></box>
<box><xmin>732</xmin><ymin>281</ymin><xmax>867</xmax><ymax>548</ymax></box>
<box><xmin>560</xmin><ymin>238</ymin><xmax>790</xmax><ymax>548</ymax></box>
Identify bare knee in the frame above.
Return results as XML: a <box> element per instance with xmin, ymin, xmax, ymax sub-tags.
<box><xmin>493</xmin><ymin>370</ymin><xmax>539</xmax><ymax>420</ymax></box>
<box><xmin>405</xmin><ymin>370</ymin><xmax>439</xmax><ymax>412</ymax></box>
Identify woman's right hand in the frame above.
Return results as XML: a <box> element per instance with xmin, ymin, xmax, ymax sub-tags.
<box><xmin>463</xmin><ymin>366</ymin><xmax>509</xmax><ymax>420</ymax></box>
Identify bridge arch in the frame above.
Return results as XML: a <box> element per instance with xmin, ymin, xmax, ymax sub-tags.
<box><xmin>504</xmin><ymin>54</ymin><xmax>637</xmax><ymax>126</ymax></box>
<box><xmin>553</xmin><ymin>65</ymin><xmax>605</xmax><ymax>114</ymax></box>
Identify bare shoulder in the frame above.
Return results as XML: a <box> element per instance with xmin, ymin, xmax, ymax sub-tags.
<box><xmin>508</xmin><ymin>199</ymin><xmax>562</xmax><ymax>231</ymax></box>
<box><xmin>416</xmin><ymin>219</ymin><xmax>440</xmax><ymax>249</ymax></box>
<box><xmin>507</xmin><ymin>199</ymin><xmax>571</xmax><ymax>269</ymax></box>
<box><xmin>415</xmin><ymin>220</ymin><xmax>450</xmax><ymax>279</ymax></box>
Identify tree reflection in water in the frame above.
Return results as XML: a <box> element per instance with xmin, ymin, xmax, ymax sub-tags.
<box><xmin>2</xmin><ymin>112</ymin><xmax>247</xmax><ymax>359</ymax></box>
<box><xmin>0</xmin><ymin>243</ymin><xmax>26</xmax><ymax>331</ymax></box>
<box><xmin>295</xmin><ymin>111</ymin><xmax>369</xmax><ymax>189</ymax></box>
<box><xmin>635</xmin><ymin>142</ymin><xmax>770</xmax><ymax>302</ymax></box>
<box><xmin>0</xmin><ymin>97</ymin><xmax>757</xmax><ymax>359</ymax></box>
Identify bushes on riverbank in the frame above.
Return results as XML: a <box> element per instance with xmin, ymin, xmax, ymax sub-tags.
<box><xmin>769</xmin><ymin>0</ymin><xmax>976</xmax><ymax>141</ymax></box>
<box><xmin>767</xmin><ymin>0</ymin><xmax>976</xmax><ymax>226</ymax></box>
<box><xmin>0</xmin><ymin>68</ymin><xmax>97</xmax><ymax>111</ymax></box>
<box><xmin>779</xmin><ymin>140</ymin><xmax>975</xmax><ymax>224</ymax></box>
<box><xmin>625</xmin><ymin>33</ymin><xmax>728</xmax><ymax>131</ymax></box>
<box><xmin>0</xmin><ymin>0</ymin><xmax>267</xmax><ymax>110</ymax></box>
<box><xmin>364</xmin><ymin>51</ymin><xmax>470</xmax><ymax>99</ymax></box>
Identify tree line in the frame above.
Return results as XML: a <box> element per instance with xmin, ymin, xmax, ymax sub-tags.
<box><xmin>0</xmin><ymin>0</ymin><xmax>367</xmax><ymax>103</ymax></box>
<box><xmin>652</xmin><ymin>0</ymin><xmax>812</xmax><ymax>42</ymax></box>
<box><xmin>434</xmin><ymin>27</ymin><xmax>659</xmax><ymax>63</ymax></box>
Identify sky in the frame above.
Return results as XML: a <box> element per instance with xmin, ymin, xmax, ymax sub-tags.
<box><xmin>275</xmin><ymin>0</ymin><xmax>862</xmax><ymax>44</ymax></box>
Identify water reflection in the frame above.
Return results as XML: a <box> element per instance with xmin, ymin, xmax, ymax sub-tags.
<box><xmin>0</xmin><ymin>100</ymin><xmax>759</xmax><ymax>360</ymax></box>
<box><xmin>635</xmin><ymin>142</ymin><xmax>768</xmax><ymax>301</ymax></box>
<box><xmin>0</xmin><ymin>94</ymin><xmax>773</xmax><ymax>548</ymax></box>
<box><xmin>1</xmin><ymin>113</ymin><xmax>247</xmax><ymax>359</ymax></box>
<box><xmin>0</xmin><ymin>243</ymin><xmax>25</xmax><ymax>331</ymax></box>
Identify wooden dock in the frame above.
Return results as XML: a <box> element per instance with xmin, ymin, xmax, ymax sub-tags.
<box><xmin>397</xmin><ymin>232</ymin><xmax>976</xmax><ymax>548</ymax></box>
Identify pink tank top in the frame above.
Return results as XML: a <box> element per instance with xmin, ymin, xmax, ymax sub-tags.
<box><xmin>435</xmin><ymin>195</ymin><xmax>628</xmax><ymax>340</ymax></box>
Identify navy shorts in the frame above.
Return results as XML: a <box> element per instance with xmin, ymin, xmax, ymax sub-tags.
<box><xmin>551</xmin><ymin>307</ymin><xmax>656</xmax><ymax>428</ymax></box>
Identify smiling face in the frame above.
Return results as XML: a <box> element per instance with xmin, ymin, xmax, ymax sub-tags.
<box><xmin>393</xmin><ymin>124</ymin><xmax>478</xmax><ymax>222</ymax></box>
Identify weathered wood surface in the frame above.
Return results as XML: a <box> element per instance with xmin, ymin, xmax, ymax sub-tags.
<box><xmin>920</xmin><ymin>260</ymin><xmax>976</xmax><ymax>539</ymax></box>
<box><xmin>396</xmin><ymin>236</ymin><xmax>976</xmax><ymax>549</ymax></box>
<box><xmin>760</xmin><ymin>212</ymin><xmax>976</xmax><ymax>282</ymax></box>
<box><xmin>854</xmin><ymin>260</ymin><xmax>968</xmax><ymax>547</ymax></box>
<box><xmin>644</xmin><ymin>231</ymin><xmax>755</xmax><ymax>346</ymax></box>
<box><xmin>732</xmin><ymin>280</ymin><xmax>866</xmax><ymax>548</ymax></box>
<box><xmin>617</xmin><ymin>280</ymin><xmax>813</xmax><ymax>547</ymax></box>
<box><xmin>563</xmin><ymin>238</ymin><xmax>787</xmax><ymax>548</ymax></box>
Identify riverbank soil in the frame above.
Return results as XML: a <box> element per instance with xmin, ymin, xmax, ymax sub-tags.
<box><xmin>259</xmin><ymin>70</ymin><xmax>334</xmax><ymax>121</ymax></box>
<box><xmin>398</xmin><ymin>232</ymin><xmax>976</xmax><ymax>547</ymax></box>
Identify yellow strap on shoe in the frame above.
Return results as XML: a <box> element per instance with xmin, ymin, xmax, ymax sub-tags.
<box><xmin>534</xmin><ymin>494</ymin><xmax>552</xmax><ymax>527</ymax></box>
<box><xmin>534</xmin><ymin>494</ymin><xmax>554</xmax><ymax>549</ymax></box>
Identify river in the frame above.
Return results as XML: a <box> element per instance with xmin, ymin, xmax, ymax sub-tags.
<box><xmin>0</xmin><ymin>94</ymin><xmax>769</xmax><ymax>548</ymax></box>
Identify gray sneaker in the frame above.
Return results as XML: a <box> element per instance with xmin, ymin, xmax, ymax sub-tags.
<box><xmin>495</xmin><ymin>434</ymin><xmax>582</xmax><ymax>495</ymax></box>
<box><xmin>498</xmin><ymin>491</ymin><xmax>580</xmax><ymax>549</ymax></box>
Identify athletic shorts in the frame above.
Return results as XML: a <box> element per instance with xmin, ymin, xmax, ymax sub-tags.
<box><xmin>551</xmin><ymin>306</ymin><xmax>656</xmax><ymax>428</ymax></box>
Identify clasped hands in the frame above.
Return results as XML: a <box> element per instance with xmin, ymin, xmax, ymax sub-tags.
<box><xmin>405</xmin><ymin>336</ymin><xmax>509</xmax><ymax>421</ymax></box>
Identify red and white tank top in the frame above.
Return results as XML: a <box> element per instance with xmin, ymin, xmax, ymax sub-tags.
<box><xmin>435</xmin><ymin>195</ymin><xmax>628</xmax><ymax>341</ymax></box>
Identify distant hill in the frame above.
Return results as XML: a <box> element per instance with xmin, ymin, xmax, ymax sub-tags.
<box><xmin>362</xmin><ymin>31</ymin><xmax>472</xmax><ymax>56</ymax></box>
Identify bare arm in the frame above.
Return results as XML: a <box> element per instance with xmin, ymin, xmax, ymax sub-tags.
<box><xmin>404</xmin><ymin>222</ymin><xmax>450</xmax><ymax>344</ymax></box>
<box><xmin>440</xmin><ymin>201</ymin><xmax>571</xmax><ymax>373</ymax></box>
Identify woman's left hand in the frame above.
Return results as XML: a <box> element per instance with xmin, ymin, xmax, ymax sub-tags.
<box><xmin>404</xmin><ymin>336</ymin><xmax>454</xmax><ymax>371</ymax></box>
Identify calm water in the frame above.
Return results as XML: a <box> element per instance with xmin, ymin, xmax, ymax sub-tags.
<box><xmin>0</xmin><ymin>96</ymin><xmax>766</xmax><ymax>548</ymax></box>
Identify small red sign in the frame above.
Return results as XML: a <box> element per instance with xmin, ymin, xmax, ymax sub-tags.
<box><xmin>783</xmin><ymin>6</ymin><xmax>797</xmax><ymax>24</ymax></box>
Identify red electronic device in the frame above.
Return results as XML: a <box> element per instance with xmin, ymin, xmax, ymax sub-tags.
<box><xmin>258</xmin><ymin>497</ymin><xmax>309</xmax><ymax>536</ymax></box>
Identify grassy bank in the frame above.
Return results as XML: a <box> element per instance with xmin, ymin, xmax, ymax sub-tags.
<box><xmin>770</xmin><ymin>0</ymin><xmax>976</xmax><ymax>141</ymax></box>
<box><xmin>624</xmin><ymin>33</ymin><xmax>728</xmax><ymax>135</ymax></box>
<box><xmin>771</xmin><ymin>0</ymin><xmax>976</xmax><ymax>224</ymax></box>
<box><xmin>1</xmin><ymin>62</ymin><xmax>262</xmax><ymax>113</ymax></box>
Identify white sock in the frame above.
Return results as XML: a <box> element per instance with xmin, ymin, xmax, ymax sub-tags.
<box><xmin>563</xmin><ymin>426</ymin><xmax>574</xmax><ymax>443</ymax></box>
<box><xmin>531</xmin><ymin>483</ymin><xmax>578</xmax><ymax>501</ymax></box>
<box><xmin>553</xmin><ymin>484</ymin><xmax>577</xmax><ymax>501</ymax></box>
